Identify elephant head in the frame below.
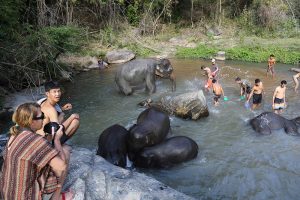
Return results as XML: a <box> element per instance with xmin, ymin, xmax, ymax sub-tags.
<box><xmin>155</xmin><ymin>59</ymin><xmax>176</xmax><ymax>91</ymax></box>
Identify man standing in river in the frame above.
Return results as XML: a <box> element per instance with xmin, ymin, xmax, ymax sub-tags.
<box><xmin>272</xmin><ymin>80</ymin><xmax>287</xmax><ymax>114</ymax></box>
<box><xmin>247</xmin><ymin>79</ymin><xmax>264</xmax><ymax>110</ymax></box>
<box><xmin>37</xmin><ymin>81</ymin><xmax>80</xmax><ymax>143</ymax></box>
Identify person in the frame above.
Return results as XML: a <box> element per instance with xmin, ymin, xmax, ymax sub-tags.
<box><xmin>201</xmin><ymin>65</ymin><xmax>213</xmax><ymax>92</ymax></box>
<box><xmin>247</xmin><ymin>79</ymin><xmax>264</xmax><ymax>110</ymax></box>
<box><xmin>235</xmin><ymin>77</ymin><xmax>252</xmax><ymax>100</ymax></box>
<box><xmin>293</xmin><ymin>72</ymin><xmax>300</xmax><ymax>93</ymax></box>
<box><xmin>37</xmin><ymin>81</ymin><xmax>80</xmax><ymax>144</ymax></box>
<box><xmin>0</xmin><ymin>102</ymin><xmax>74</xmax><ymax>200</ymax></box>
<box><xmin>98</xmin><ymin>58</ymin><xmax>108</xmax><ymax>70</ymax></box>
<box><xmin>272</xmin><ymin>80</ymin><xmax>287</xmax><ymax>114</ymax></box>
<box><xmin>212</xmin><ymin>79</ymin><xmax>225</xmax><ymax>106</ymax></box>
<box><xmin>211</xmin><ymin>58</ymin><xmax>219</xmax><ymax>78</ymax></box>
<box><xmin>267</xmin><ymin>54</ymin><xmax>276</xmax><ymax>79</ymax></box>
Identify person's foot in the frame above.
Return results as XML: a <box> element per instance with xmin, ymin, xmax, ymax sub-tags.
<box><xmin>61</xmin><ymin>190</ymin><xmax>74</xmax><ymax>200</ymax></box>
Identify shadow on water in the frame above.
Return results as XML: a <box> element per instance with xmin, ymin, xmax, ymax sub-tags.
<box><xmin>12</xmin><ymin>59</ymin><xmax>300</xmax><ymax>199</ymax></box>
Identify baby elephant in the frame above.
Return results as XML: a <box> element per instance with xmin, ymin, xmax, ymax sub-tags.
<box><xmin>115</xmin><ymin>58</ymin><xmax>175</xmax><ymax>95</ymax></box>
<box><xmin>133</xmin><ymin>136</ymin><xmax>198</xmax><ymax>168</ymax></box>
<box><xmin>97</xmin><ymin>124</ymin><xmax>129</xmax><ymax>168</ymax></box>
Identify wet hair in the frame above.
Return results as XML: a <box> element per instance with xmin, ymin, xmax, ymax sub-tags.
<box><xmin>270</xmin><ymin>54</ymin><xmax>275</xmax><ymax>57</ymax></box>
<box><xmin>212</xmin><ymin>79</ymin><xmax>217</xmax><ymax>83</ymax></box>
<box><xmin>235</xmin><ymin>77</ymin><xmax>241</xmax><ymax>81</ymax></box>
<box><xmin>281</xmin><ymin>80</ymin><xmax>287</xmax><ymax>85</ymax></box>
<box><xmin>10</xmin><ymin>102</ymin><xmax>40</xmax><ymax>136</ymax></box>
<box><xmin>200</xmin><ymin>65</ymin><xmax>205</xmax><ymax>70</ymax></box>
<box><xmin>44</xmin><ymin>81</ymin><xmax>60</xmax><ymax>92</ymax></box>
<box><xmin>255</xmin><ymin>79</ymin><xmax>260</xmax><ymax>84</ymax></box>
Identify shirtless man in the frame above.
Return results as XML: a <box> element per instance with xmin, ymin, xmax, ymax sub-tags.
<box><xmin>293</xmin><ymin>72</ymin><xmax>300</xmax><ymax>93</ymax></box>
<box><xmin>37</xmin><ymin>81</ymin><xmax>80</xmax><ymax>144</ymax></box>
<box><xmin>272</xmin><ymin>80</ymin><xmax>287</xmax><ymax>114</ymax></box>
<box><xmin>267</xmin><ymin>54</ymin><xmax>276</xmax><ymax>79</ymax></box>
<box><xmin>201</xmin><ymin>65</ymin><xmax>213</xmax><ymax>92</ymax></box>
<box><xmin>235</xmin><ymin>77</ymin><xmax>252</xmax><ymax>100</ymax></box>
<box><xmin>247</xmin><ymin>79</ymin><xmax>264</xmax><ymax>110</ymax></box>
<box><xmin>212</xmin><ymin>79</ymin><xmax>225</xmax><ymax>106</ymax></box>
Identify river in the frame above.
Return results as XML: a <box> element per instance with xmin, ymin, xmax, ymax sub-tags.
<box><xmin>5</xmin><ymin>59</ymin><xmax>300</xmax><ymax>199</ymax></box>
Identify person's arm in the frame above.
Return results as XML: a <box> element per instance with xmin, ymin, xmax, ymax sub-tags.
<box><xmin>221</xmin><ymin>87</ymin><xmax>225</xmax><ymax>97</ymax></box>
<box><xmin>247</xmin><ymin>87</ymin><xmax>254</xmax><ymax>102</ymax></box>
<box><xmin>47</xmin><ymin>106</ymin><xmax>60</xmax><ymax>123</ymax></box>
<box><xmin>62</xmin><ymin>103</ymin><xmax>72</xmax><ymax>111</ymax></box>
<box><xmin>240</xmin><ymin>86</ymin><xmax>243</xmax><ymax>96</ymax></box>
<box><xmin>272</xmin><ymin>88</ymin><xmax>277</xmax><ymax>108</ymax></box>
<box><xmin>49</xmin><ymin>126</ymin><xmax>67</xmax><ymax>177</ymax></box>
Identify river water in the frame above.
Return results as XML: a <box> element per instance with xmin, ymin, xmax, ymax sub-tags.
<box><xmin>10</xmin><ymin>59</ymin><xmax>300</xmax><ymax>199</ymax></box>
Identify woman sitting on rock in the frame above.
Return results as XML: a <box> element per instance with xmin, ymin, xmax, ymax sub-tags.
<box><xmin>0</xmin><ymin>102</ymin><xmax>74</xmax><ymax>200</ymax></box>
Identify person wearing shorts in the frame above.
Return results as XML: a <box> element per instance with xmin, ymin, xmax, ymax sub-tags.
<box><xmin>272</xmin><ymin>80</ymin><xmax>287</xmax><ymax>114</ymax></box>
<box><xmin>212</xmin><ymin>79</ymin><xmax>225</xmax><ymax>106</ymax></box>
<box><xmin>235</xmin><ymin>77</ymin><xmax>252</xmax><ymax>100</ymax></box>
<box><xmin>247</xmin><ymin>79</ymin><xmax>264</xmax><ymax>110</ymax></box>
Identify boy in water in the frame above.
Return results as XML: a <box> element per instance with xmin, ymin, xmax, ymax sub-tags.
<box><xmin>212</xmin><ymin>79</ymin><xmax>225</xmax><ymax>106</ymax></box>
<box><xmin>272</xmin><ymin>80</ymin><xmax>287</xmax><ymax>114</ymax></box>
<box><xmin>235</xmin><ymin>77</ymin><xmax>252</xmax><ymax>100</ymax></box>
<box><xmin>267</xmin><ymin>54</ymin><xmax>276</xmax><ymax>79</ymax></box>
<box><xmin>247</xmin><ymin>79</ymin><xmax>264</xmax><ymax>110</ymax></box>
<box><xmin>201</xmin><ymin>65</ymin><xmax>213</xmax><ymax>92</ymax></box>
<box><xmin>293</xmin><ymin>72</ymin><xmax>300</xmax><ymax>93</ymax></box>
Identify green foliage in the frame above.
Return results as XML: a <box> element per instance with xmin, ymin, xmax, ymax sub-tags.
<box><xmin>126</xmin><ymin>3</ymin><xmax>140</xmax><ymax>26</ymax></box>
<box><xmin>176</xmin><ymin>45</ymin><xmax>218</xmax><ymax>59</ymax></box>
<box><xmin>41</xmin><ymin>26</ymin><xmax>85</xmax><ymax>53</ymax></box>
<box><xmin>176</xmin><ymin>44</ymin><xmax>300</xmax><ymax>64</ymax></box>
<box><xmin>227</xmin><ymin>46</ymin><xmax>300</xmax><ymax>64</ymax></box>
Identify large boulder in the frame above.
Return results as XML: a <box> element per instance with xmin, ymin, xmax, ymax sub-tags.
<box><xmin>160</xmin><ymin>90</ymin><xmax>209</xmax><ymax>120</ymax></box>
<box><xmin>65</xmin><ymin>147</ymin><xmax>195</xmax><ymax>200</ymax></box>
<box><xmin>105</xmin><ymin>49</ymin><xmax>135</xmax><ymax>64</ymax></box>
<box><xmin>56</xmin><ymin>55</ymin><xmax>99</xmax><ymax>70</ymax></box>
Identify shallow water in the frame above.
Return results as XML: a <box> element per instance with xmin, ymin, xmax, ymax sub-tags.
<box><xmin>18</xmin><ymin>59</ymin><xmax>300</xmax><ymax>199</ymax></box>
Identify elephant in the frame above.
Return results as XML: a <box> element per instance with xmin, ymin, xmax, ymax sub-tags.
<box><xmin>115</xmin><ymin>58</ymin><xmax>176</xmax><ymax>95</ymax></box>
<box><xmin>128</xmin><ymin>108</ymin><xmax>170</xmax><ymax>160</ymax></box>
<box><xmin>133</xmin><ymin>136</ymin><xmax>198</xmax><ymax>168</ymax></box>
<box><xmin>97</xmin><ymin>124</ymin><xmax>129</xmax><ymax>168</ymax></box>
<box><xmin>250</xmin><ymin>112</ymin><xmax>300</xmax><ymax>135</ymax></box>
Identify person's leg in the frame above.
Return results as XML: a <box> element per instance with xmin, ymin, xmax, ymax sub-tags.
<box><xmin>271</xmin><ymin>67</ymin><xmax>275</xmax><ymax>79</ymax></box>
<box><xmin>63</xmin><ymin>118</ymin><xmax>80</xmax><ymax>138</ymax></box>
<box><xmin>293</xmin><ymin>74</ymin><xmax>299</xmax><ymax>92</ymax></box>
<box><xmin>50</xmin><ymin>145</ymin><xmax>73</xmax><ymax>200</ymax></box>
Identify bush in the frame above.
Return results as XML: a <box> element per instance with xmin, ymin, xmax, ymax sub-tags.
<box><xmin>176</xmin><ymin>45</ymin><xmax>218</xmax><ymax>59</ymax></box>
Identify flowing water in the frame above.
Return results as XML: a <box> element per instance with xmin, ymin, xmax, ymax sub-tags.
<box><xmin>13</xmin><ymin>59</ymin><xmax>300</xmax><ymax>199</ymax></box>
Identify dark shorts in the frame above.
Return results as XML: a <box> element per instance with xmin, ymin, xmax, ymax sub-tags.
<box><xmin>243</xmin><ymin>86</ymin><xmax>252</xmax><ymax>94</ymax></box>
<box><xmin>253</xmin><ymin>93</ymin><xmax>262</xmax><ymax>104</ymax></box>
<box><xmin>214</xmin><ymin>95</ymin><xmax>221</xmax><ymax>102</ymax></box>
<box><xmin>274</xmin><ymin>97</ymin><xmax>284</xmax><ymax>104</ymax></box>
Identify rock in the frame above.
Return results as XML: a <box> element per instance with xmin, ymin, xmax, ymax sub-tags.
<box><xmin>105</xmin><ymin>49</ymin><xmax>135</xmax><ymax>64</ymax></box>
<box><xmin>150</xmin><ymin>90</ymin><xmax>209</xmax><ymax>120</ymax></box>
<box><xmin>56</xmin><ymin>55</ymin><xmax>99</xmax><ymax>70</ymax></box>
<box><xmin>65</xmin><ymin>147</ymin><xmax>195</xmax><ymax>200</ymax></box>
<box><xmin>215</xmin><ymin>51</ymin><xmax>225</xmax><ymax>61</ymax></box>
<box><xmin>290</xmin><ymin>68</ymin><xmax>300</xmax><ymax>73</ymax></box>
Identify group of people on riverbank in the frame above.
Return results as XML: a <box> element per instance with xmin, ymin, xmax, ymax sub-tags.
<box><xmin>202</xmin><ymin>55</ymin><xmax>299</xmax><ymax>115</ymax></box>
<box><xmin>1</xmin><ymin>81</ymin><xmax>79</xmax><ymax>200</ymax></box>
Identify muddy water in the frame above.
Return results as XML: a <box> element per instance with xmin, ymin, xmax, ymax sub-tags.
<box><xmin>60</xmin><ymin>59</ymin><xmax>300</xmax><ymax>199</ymax></box>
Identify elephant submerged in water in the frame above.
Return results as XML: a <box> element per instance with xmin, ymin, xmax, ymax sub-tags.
<box><xmin>250</xmin><ymin>112</ymin><xmax>300</xmax><ymax>135</ymax></box>
<box><xmin>115</xmin><ymin>58</ymin><xmax>176</xmax><ymax>95</ymax></box>
<box><xmin>134</xmin><ymin>136</ymin><xmax>198</xmax><ymax>168</ymax></box>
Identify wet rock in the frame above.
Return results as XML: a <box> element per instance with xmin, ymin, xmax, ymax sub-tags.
<box><xmin>105</xmin><ymin>49</ymin><xmax>135</xmax><ymax>64</ymax></box>
<box><xmin>215</xmin><ymin>51</ymin><xmax>225</xmax><ymax>61</ymax></box>
<box><xmin>67</xmin><ymin>147</ymin><xmax>195</xmax><ymax>200</ymax></box>
<box><xmin>159</xmin><ymin>90</ymin><xmax>209</xmax><ymax>120</ymax></box>
<box><xmin>57</xmin><ymin>55</ymin><xmax>99</xmax><ymax>70</ymax></box>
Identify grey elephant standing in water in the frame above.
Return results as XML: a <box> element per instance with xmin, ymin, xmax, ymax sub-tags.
<box><xmin>250</xmin><ymin>112</ymin><xmax>300</xmax><ymax>135</ymax></box>
<box><xmin>115</xmin><ymin>58</ymin><xmax>176</xmax><ymax>95</ymax></box>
